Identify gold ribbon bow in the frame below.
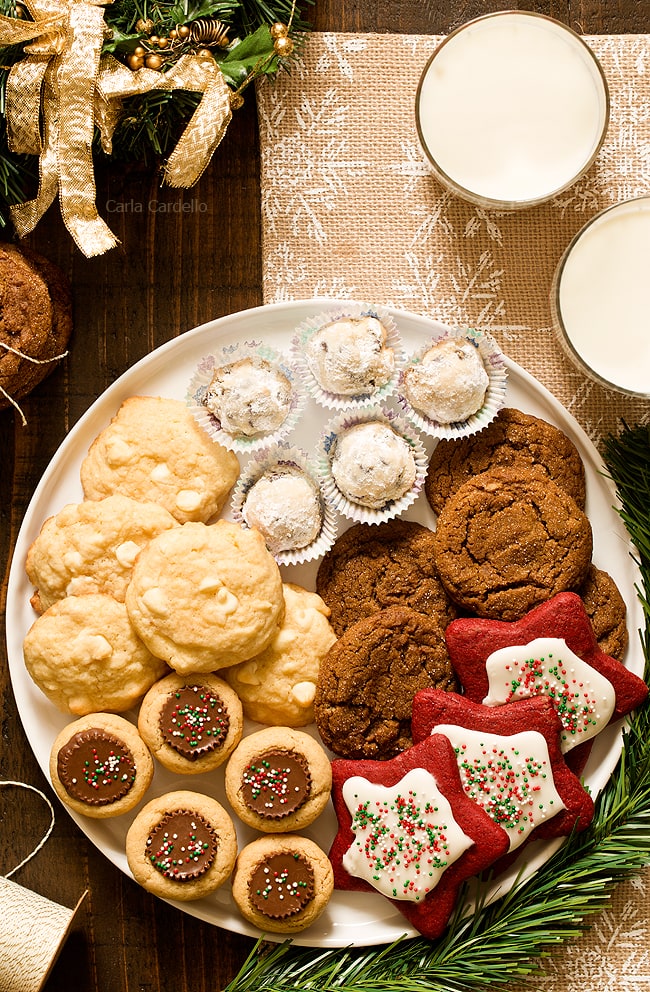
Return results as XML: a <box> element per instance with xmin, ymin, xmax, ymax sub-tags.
<box><xmin>0</xmin><ymin>0</ymin><xmax>233</xmax><ymax>256</ymax></box>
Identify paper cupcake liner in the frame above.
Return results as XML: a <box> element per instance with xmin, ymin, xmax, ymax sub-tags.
<box><xmin>186</xmin><ymin>340</ymin><xmax>304</xmax><ymax>454</ymax></box>
<box><xmin>231</xmin><ymin>444</ymin><xmax>337</xmax><ymax>565</ymax></box>
<box><xmin>290</xmin><ymin>303</ymin><xmax>404</xmax><ymax>410</ymax></box>
<box><xmin>317</xmin><ymin>406</ymin><xmax>428</xmax><ymax>525</ymax></box>
<box><xmin>397</xmin><ymin>326</ymin><xmax>508</xmax><ymax>440</ymax></box>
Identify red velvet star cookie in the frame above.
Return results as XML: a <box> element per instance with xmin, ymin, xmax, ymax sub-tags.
<box><xmin>445</xmin><ymin>592</ymin><xmax>648</xmax><ymax>774</ymax></box>
<box><xmin>411</xmin><ymin>690</ymin><xmax>594</xmax><ymax>849</ymax></box>
<box><xmin>328</xmin><ymin>733</ymin><xmax>510</xmax><ymax>939</ymax></box>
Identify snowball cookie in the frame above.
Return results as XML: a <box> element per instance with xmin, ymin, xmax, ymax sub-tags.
<box><xmin>126</xmin><ymin>790</ymin><xmax>238</xmax><ymax>901</ymax></box>
<box><xmin>49</xmin><ymin>713</ymin><xmax>154</xmax><ymax>819</ymax></box>
<box><xmin>138</xmin><ymin>672</ymin><xmax>243</xmax><ymax>774</ymax></box>
<box><xmin>80</xmin><ymin>395</ymin><xmax>240</xmax><ymax>524</ymax></box>
<box><xmin>125</xmin><ymin>520</ymin><xmax>285</xmax><ymax>674</ymax></box>
<box><xmin>23</xmin><ymin>594</ymin><xmax>168</xmax><ymax>715</ymax></box>
<box><xmin>224</xmin><ymin>726</ymin><xmax>332</xmax><ymax>833</ymax></box>
<box><xmin>223</xmin><ymin>583</ymin><xmax>337</xmax><ymax>726</ymax></box>
<box><xmin>25</xmin><ymin>494</ymin><xmax>178</xmax><ymax>613</ymax></box>
<box><xmin>231</xmin><ymin>834</ymin><xmax>334</xmax><ymax>933</ymax></box>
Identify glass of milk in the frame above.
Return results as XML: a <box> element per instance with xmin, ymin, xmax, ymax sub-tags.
<box><xmin>551</xmin><ymin>196</ymin><xmax>650</xmax><ymax>397</ymax></box>
<box><xmin>416</xmin><ymin>12</ymin><xmax>609</xmax><ymax>209</ymax></box>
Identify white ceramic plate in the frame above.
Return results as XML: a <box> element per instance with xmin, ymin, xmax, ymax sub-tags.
<box><xmin>6</xmin><ymin>300</ymin><xmax>644</xmax><ymax>948</ymax></box>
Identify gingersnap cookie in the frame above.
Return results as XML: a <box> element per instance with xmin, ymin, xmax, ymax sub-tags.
<box><xmin>126</xmin><ymin>790</ymin><xmax>237</xmax><ymax>901</ymax></box>
<box><xmin>125</xmin><ymin>520</ymin><xmax>284</xmax><ymax>674</ymax></box>
<box><xmin>222</xmin><ymin>583</ymin><xmax>337</xmax><ymax>727</ymax></box>
<box><xmin>314</xmin><ymin>604</ymin><xmax>458</xmax><ymax>760</ymax></box>
<box><xmin>49</xmin><ymin>713</ymin><xmax>154</xmax><ymax>819</ymax></box>
<box><xmin>315</xmin><ymin>519</ymin><xmax>458</xmax><ymax>637</ymax></box>
<box><xmin>0</xmin><ymin>243</ymin><xmax>72</xmax><ymax>409</ymax></box>
<box><xmin>424</xmin><ymin>407</ymin><xmax>586</xmax><ymax>515</ymax></box>
<box><xmin>578</xmin><ymin>564</ymin><xmax>629</xmax><ymax>661</ymax></box>
<box><xmin>224</xmin><ymin>727</ymin><xmax>332</xmax><ymax>833</ymax></box>
<box><xmin>80</xmin><ymin>395</ymin><xmax>240</xmax><ymax>524</ymax></box>
<box><xmin>137</xmin><ymin>672</ymin><xmax>243</xmax><ymax>774</ymax></box>
<box><xmin>23</xmin><ymin>593</ymin><xmax>168</xmax><ymax>715</ymax></box>
<box><xmin>25</xmin><ymin>494</ymin><xmax>178</xmax><ymax>613</ymax></box>
<box><xmin>231</xmin><ymin>834</ymin><xmax>334</xmax><ymax>934</ymax></box>
<box><xmin>433</xmin><ymin>467</ymin><xmax>593</xmax><ymax>621</ymax></box>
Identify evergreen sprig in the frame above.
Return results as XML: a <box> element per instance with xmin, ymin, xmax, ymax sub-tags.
<box><xmin>223</xmin><ymin>420</ymin><xmax>650</xmax><ymax>992</ymax></box>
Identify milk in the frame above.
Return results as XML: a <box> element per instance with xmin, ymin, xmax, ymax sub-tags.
<box><xmin>416</xmin><ymin>13</ymin><xmax>609</xmax><ymax>207</ymax></box>
<box><xmin>554</xmin><ymin>197</ymin><xmax>650</xmax><ymax>396</ymax></box>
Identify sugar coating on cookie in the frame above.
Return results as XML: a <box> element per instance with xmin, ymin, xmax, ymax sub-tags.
<box><xmin>80</xmin><ymin>396</ymin><xmax>240</xmax><ymax>523</ymax></box>
<box><xmin>402</xmin><ymin>338</ymin><xmax>488</xmax><ymax>424</ymax></box>
<box><xmin>25</xmin><ymin>494</ymin><xmax>178</xmax><ymax>613</ymax></box>
<box><xmin>330</xmin><ymin>421</ymin><xmax>416</xmax><ymax>509</ymax></box>
<box><xmin>242</xmin><ymin>468</ymin><xmax>323</xmax><ymax>554</ymax></box>
<box><xmin>204</xmin><ymin>358</ymin><xmax>292</xmax><ymax>437</ymax></box>
<box><xmin>231</xmin><ymin>834</ymin><xmax>334</xmax><ymax>933</ymax></box>
<box><xmin>138</xmin><ymin>672</ymin><xmax>243</xmax><ymax>773</ymax></box>
<box><xmin>225</xmin><ymin>726</ymin><xmax>332</xmax><ymax>832</ymax></box>
<box><xmin>126</xmin><ymin>790</ymin><xmax>238</xmax><ymax>901</ymax></box>
<box><xmin>223</xmin><ymin>583</ymin><xmax>337</xmax><ymax>726</ymax></box>
<box><xmin>305</xmin><ymin>315</ymin><xmax>395</xmax><ymax>396</ymax></box>
<box><xmin>125</xmin><ymin>519</ymin><xmax>284</xmax><ymax>673</ymax></box>
<box><xmin>49</xmin><ymin>713</ymin><xmax>154</xmax><ymax>819</ymax></box>
<box><xmin>23</xmin><ymin>593</ymin><xmax>167</xmax><ymax>715</ymax></box>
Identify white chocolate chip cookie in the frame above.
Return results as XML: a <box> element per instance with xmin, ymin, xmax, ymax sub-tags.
<box><xmin>223</xmin><ymin>583</ymin><xmax>337</xmax><ymax>726</ymax></box>
<box><xmin>23</xmin><ymin>594</ymin><xmax>168</xmax><ymax>715</ymax></box>
<box><xmin>26</xmin><ymin>494</ymin><xmax>178</xmax><ymax>613</ymax></box>
<box><xmin>80</xmin><ymin>396</ymin><xmax>240</xmax><ymax>524</ymax></box>
<box><xmin>125</xmin><ymin>520</ymin><xmax>285</xmax><ymax>674</ymax></box>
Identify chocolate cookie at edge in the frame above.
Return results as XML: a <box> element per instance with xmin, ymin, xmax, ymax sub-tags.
<box><xmin>314</xmin><ymin>604</ymin><xmax>458</xmax><ymax>760</ymax></box>
<box><xmin>433</xmin><ymin>467</ymin><xmax>593</xmax><ymax>621</ymax></box>
<box><xmin>424</xmin><ymin>407</ymin><xmax>586</xmax><ymax>515</ymax></box>
<box><xmin>232</xmin><ymin>833</ymin><xmax>334</xmax><ymax>933</ymax></box>
<box><xmin>224</xmin><ymin>726</ymin><xmax>332</xmax><ymax>833</ymax></box>
<box><xmin>316</xmin><ymin>519</ymin><xmax>458</xmax><ymax>637</ymax></box>
<box><xmin>578</xmin><ymin>564</ymin><xmax>629</xmax><ymax>661</ymax></box>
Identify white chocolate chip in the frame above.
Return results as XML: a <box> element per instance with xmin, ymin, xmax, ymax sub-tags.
<box><xmin>62</xmin><ymin>550</ymin><xmax>84</xmax><ymax>570</ymax></box>
<box><xmin>175</xmin><ymin>489</ymin><xmax>202</xmax><ymax>513</ymax></box>
<box><xmin>150</xmin><ymin>462</ymin><xmax>171</xmax><ymax>482</ymax></box>
<box><xmin>74</xmin><ymin>633</ymin><xmax>112</xmax><ymax>661</ymax></box>
<box><xmin>142</xmin><ymin>587</ymin><xmax>170</xmax><ymax>616</ymax></box>
<box><xmin>115</xmin><ymin>540</ymin><xmax>141</xmax><ymax>567</ymax></box>
<box><xmin>215</xmin><ymin>586</ymin><xmax>239</xmax><ymax>614</ymax></box>
<box><xmin>290</xmin><ymin>681</ymin><xmax>316</xmax><ymax>706</ymax></box>
<box><xmin>198</xmin><ymin>575</ymin><xmax>222</xmax><ymax>593</ymax></box>
<box><xmin>105</xmin><ymin>437</ymin><xmax>132</xmax><ymax>466</ymax></box>
<box><xmin>232</xmin><ymin>663</ymin><xmax>261</xmax><ymax>686</ymax></box>
<box><xmin>274</xmin><ymin>628</ymin><xmax>297</xmax><ymax>650</ymax></box>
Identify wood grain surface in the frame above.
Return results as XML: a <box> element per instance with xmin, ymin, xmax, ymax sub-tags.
<box><xmin>1</xmin><ymin>3</ymin><xmax>649</xmax><ymax>991</ymax></box>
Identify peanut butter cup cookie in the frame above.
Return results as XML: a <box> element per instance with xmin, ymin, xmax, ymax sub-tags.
<box><xmin>433</xmin><ymin>467</ymin><xmax>593</xmax><ymax>621</ymax></box>
<box><xmin>224</xmin><ymin>727</ymin><xmax>331</xmax><ymax>833</ymax></box>
<box><xmin>126</xmin><ymin>790</ymin><xmax>238</xmax><ymax>901</ymax></box>
<box><xmin>316</xmin><ymin>519</ymin><xmax>458</xmax><ymax>637</ymax></box>
<box><xmin>231</xmin><ymin>834</ymin><xmax>334</xmax><ymax>933</ymax></box>
<box><xmin>425</xmin><ymin>407</ymin><xmax>586</xmax><ymax>515</ymax></box>
<box><xmin>50</xmin><ymin>713</ymin><xmax>154</xmax><ymax>819</ymax></box>
<box><xmin>314</xmin><ymin>604</ymin><xmax>458</xmax><ymax>760</ymax></box>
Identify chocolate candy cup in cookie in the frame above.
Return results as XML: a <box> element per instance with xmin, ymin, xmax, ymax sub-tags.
<box><xmin>231</xmin><ymin>834</ymin><xmax>334</xmax><ymax>934</ymax></box>
<box><xmin>433</xmin><ymin>466</ymin><xmax>593</xmax><ymax>621</ymax></box>
<box><xmin>137</xmin><ymin>672</ymin><xmax>243</xmax><ymax>774</ymax></box>
<box><xmin>126</xmin><ymin>790</ymin><xmax>238</xmax><ymax>901</ymax></box>
<box><xmin>578</xmin><ymin>564</ymin><xmax>629</xmax><ymax>661</ymax></box>
<box><xmin>314</xmin><ymin>605</ymin><xmax>458</xmax><ymax>760</ymax></box>
<box><xmin>125</xmin><ymin>519</ymin><xmax>285</xmax><ymax>674</ymax></box>
<box><xmin>224</xmin><ymin>727</ymin><xmax>332</xmax><ymax>833</ymax></box>
<box><xmin>49</xmin><ymin>713</ymin><xmax>154</xmax><ymax>819</ymax></box>
<box><xmin>424</xmin><ymin>407</ymin><xmax>586</xmax><ymax>515</ymax></box>
<box><xmin>80</xmin><ymin>396</ymin><xmax>239</xmax><ymax>524</ymax></box>
<box><xmin>23</xmin><ymin>593</ymin><xmax>168</xmax><ymax>715</ymax></box>
<box><xmin>316</xmin><ymin>519</ymin><xmax>458</xmax><ymax>638</ymax></box>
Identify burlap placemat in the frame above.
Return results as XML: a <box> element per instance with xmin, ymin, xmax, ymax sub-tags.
<box><xmin>257</xmin><ymin>31</ymin><xmax>650</xmax><ymax>991</ymax></box>
<box><xmin>257</xmin><ymin>31</ymin><xmax>650</xmax><ymax>447</ymax></box>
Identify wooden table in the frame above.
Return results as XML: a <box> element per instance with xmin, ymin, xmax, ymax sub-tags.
<box><xmin>1</xmin><ymin>3</ymin><xmax>648</xmax><ymax>990</ymax></box>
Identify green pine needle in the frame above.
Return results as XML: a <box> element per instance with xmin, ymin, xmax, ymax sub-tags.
<box><xmin>223</xmin><ymin>420</ymin><xmax>650</xmax><ymax>992</ymax></box>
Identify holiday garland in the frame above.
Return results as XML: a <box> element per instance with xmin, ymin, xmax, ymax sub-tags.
<box><xmin>223</xmin><ymin>421</ymin><xmax>650</xmax><ymax>992</ymax></box>
<box><xmin>0</xmin><ymin>0</ymin><xmax>310</xmax><ymax>255</ymax></box>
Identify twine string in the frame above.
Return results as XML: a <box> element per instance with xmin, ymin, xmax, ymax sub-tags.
<box><xmin>0</xmin><ymin>780</ymin><xmax>56</xmax><ymax>878</ymax></box>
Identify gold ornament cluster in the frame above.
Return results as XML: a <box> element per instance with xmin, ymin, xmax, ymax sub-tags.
<box><xmin>127</xmin><ymin>17</ymin><xmax>231</xmax><ymax>71</ymax></box>
<box><xmin>270</xmin><ymin>20</ymin><xmax>293</xmax><ymax>57</ymax></box>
